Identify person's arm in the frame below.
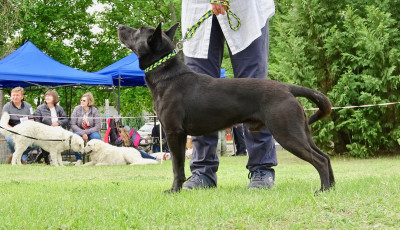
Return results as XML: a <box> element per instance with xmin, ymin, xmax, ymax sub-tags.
<box><xmin>55</xmin><ymin>105</ymin><xmax>69</xmax><ymax>128</ymax></box>
<box><xmin>84</xmin><ymin>107</ymin><xmax>101</xmax><ymax>135</ymax></box>
<box><xmin>70</xmin><ymin>106</ymin><xmax>85</xmax><ymax>135</ymax></box>
<box><xmin>33</xmin><ymin>105</ymin><xmax>42</xmax><ymax>123</ymax></box>
<box><xmin>26</xmin><ymin>103</ymin><xmax>34</xmax><ymax>121</ymax></box>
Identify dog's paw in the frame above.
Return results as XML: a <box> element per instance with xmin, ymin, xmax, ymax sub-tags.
<box><xmin>164</xmin><ymin>188</ymin><xmax>181</xmax><ymax>194</ymax></box>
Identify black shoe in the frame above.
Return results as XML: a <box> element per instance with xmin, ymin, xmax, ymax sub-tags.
<box><xmin>35</xmin><ymin>152</ymin><xmax>43</xmax><ymax>163</ymax></box>
<box><xmin>183</xmin><ymin>173</ymin><xmax>216</xmax><ymax>190</ymax></box>
<box><xmin>247</xmin><ymin>169</ymin><xmax>275</xmax><ymax>189</ymax></box>
<box><xmin>43</xmin><ymin>152</ymin><xmax>50</xmax><ymax>165</ymax></box>
<box><xmin>235</xmin><ymin>152</ymin><xmax>247</xmax><ymax>156</ymax></box>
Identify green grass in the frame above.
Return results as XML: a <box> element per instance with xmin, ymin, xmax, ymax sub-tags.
<box><xmin>0</xmin><ymin>151</ymin><xmax>399</xmax><ymax>229</ymax></box>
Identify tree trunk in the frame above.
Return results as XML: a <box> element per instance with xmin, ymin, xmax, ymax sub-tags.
<box><xmin>169</xmin><ymin>1</ymin><xmax>177</xmax><ymax>23</ymax></box>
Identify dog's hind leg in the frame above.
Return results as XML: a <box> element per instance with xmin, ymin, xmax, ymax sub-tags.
<box><xmin>302</xmin><ymin>121</ymin><xmax>335</xmax><ymax>188</ymax></box>
<box><xmin>130</xmin><ymin>159</ymin><xmax>158</xmax><ymax>165</ymax></box>
<box><xmin>308</xmin><ymin>139</ymin><xmax>335</xmax><ymax>188</ymax></box>
<box><xmin>267</xmin><ymin>105</ymin><xmax>331</xmax><ymax>192</ymax></box>
<box><xmin>165</xmin><ymin>132</ymin><xmax>187</xmax><ymax>193</ymax></box>
<box><xmin>12</xmin><ymin>142</ymin><xmax>29</xmax><ymax>165</ymax></box>
<box><xmin>278</xmin><ymin>138</ymin><xmax>331</xmax><ymax>192</ymax></box>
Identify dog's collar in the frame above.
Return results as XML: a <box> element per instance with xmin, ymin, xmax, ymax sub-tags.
<box><xmin>144</xmin><ymin>50</ymin><xmax>177</xmax><ymax>73</ymax></box>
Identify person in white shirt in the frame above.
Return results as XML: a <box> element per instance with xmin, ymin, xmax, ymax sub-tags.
<box><xmin>182</xmin><ymin>0</ymin><xmax>278</xmax><ymax>190</ymax></box>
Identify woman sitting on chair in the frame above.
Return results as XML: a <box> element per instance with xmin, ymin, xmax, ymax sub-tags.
<box><xmin>105</xmin><ymin>119</ymin><xmax>155</xmax><ymax>160</ymax></box>
<box><xmin>34</xmin><ymin>89</ymin><xmax>69</xmax><ymax>164</ymax></box>
<box><xmin>70</xmin><ymin>92</ymin><xmax>101</xmax><ymax>166</ymax></box>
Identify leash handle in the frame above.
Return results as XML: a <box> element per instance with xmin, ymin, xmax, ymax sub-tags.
<box><xmin>180</xmin><ymin>0</ymin><xmax>241</xmax><ymax>45</ymax></box>
<box><xmin>210</xmin><ymin>0</ymin><xmax>241</xmax><ymax>31</ymax></box>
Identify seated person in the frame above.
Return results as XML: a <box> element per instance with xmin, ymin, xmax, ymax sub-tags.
<box><xmin>2</xmin><ymin>87</ymin><xmax>36</xmax><ymax>163</ymax></box>
<box><xmin>105</xmin><ymin>118</ymin><xmax>155</xmax><ymax>160</ymax></box>
<box><xmin>70</xmin><ymin>92</ymin><xmax>102</xmax><ymax>166</ymax></box>
<box><xmin>151</xmin><ymin>124</ymin><xmax>169</xmax><ymax>153</ymax></box>
<box><xmin>34</xmin><ymin>89</ymin><xmax>69</xmax><ymax>164</ymax></box>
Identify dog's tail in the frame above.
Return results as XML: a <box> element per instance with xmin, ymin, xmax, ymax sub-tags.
<box><xmin>288</xmin><ymin>85</ymin><xmax>332</xmax><ymax>124</ymax></box>
<box><xmin>0</xmin><ymin>112</ymin><xmax>11</xmax><ymax>135</ymax></box>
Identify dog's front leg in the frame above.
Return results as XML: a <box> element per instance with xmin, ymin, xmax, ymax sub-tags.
<box><xmin>57</xmin><ymin>152</ymin><xmax>64</xmax><ymax>167</ymax></box>
<box><xmin>49</xmin><ymin>152</ymin><xmax>59</xmax><ymax>167</ymax></box>
<box><xmin>165</xmin><ymin>132</ymin><xmax>187</xmax><ymax>193</ymax></box>
<box><xmin>82</xmin><ymin>161</ymin><xmax>96</xmax><ymax>166</ymax></box>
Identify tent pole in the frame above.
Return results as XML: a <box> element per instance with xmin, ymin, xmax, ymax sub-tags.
<box><xmin>112</xmin><ymin>85</ymin><xmax>118</xmax><ymax>116</ymax></box>
<box><xmin>118</xmin><ymin>75</ymin><xmax>121</xmax><ymax>115</ymax></box>
<box><xmin>160</xmin><ymin>121</ymin><xmax>163</xmax><ymax>153</ymax></box>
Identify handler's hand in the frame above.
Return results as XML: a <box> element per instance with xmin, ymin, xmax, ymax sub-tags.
<box><xmin>211</xmin><ymin>1</ymin><xmax>227</xmax><ymax>16</ymax></box>
<box><xmin>82</xmin><ymin>134</ymin><xmax>89</xmax><ymax>141</ymax></box>
<box><xmin>51</xmin><ymin>122</ymin><xmax>59</xmax><ymax>127</ymax></box>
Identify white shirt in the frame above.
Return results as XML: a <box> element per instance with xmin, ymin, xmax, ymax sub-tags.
<box><xmin>181</xmin><ymin>0</ymin><xmax>275</xmax><ymax>59</ymax></box>
<box><xmin>50</xmin><ymin>107</ymin><xmax>58</xmax><ymax>124</ymax></box>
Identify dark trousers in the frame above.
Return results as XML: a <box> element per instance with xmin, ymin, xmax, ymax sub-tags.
<box><xmin>233</xmin><ymin>125</ymin><xmax>246</xmax><ymax>154</ymax></box>
<box><xmin>35</xmin><ymin>149</ymin><xmax>50</xmax><ymax>164</ymax></box>
<box><xmin>184</xmin><ymin>16</ymin><xmax>277</xmax><ymax>184</ymax></box>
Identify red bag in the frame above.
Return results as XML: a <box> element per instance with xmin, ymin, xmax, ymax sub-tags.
<box><xmin>82</xmin><ymin>120</ymin><xmax>91</xmax><ymax>129</ymax></box>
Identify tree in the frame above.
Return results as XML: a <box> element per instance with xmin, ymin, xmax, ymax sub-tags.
<box><xmin>0</xmin><ymin>0</ymin><xmax>20</xmax><ymax>59</ymax></box>
<box><xmin>2</xmin><ymin>0</ymin><xmax>181</xmax><ymax>118</ymax></box>
<box><xmin>269</xmin><ymin>0</ymin><xmax>400</xmax><ymax>157</ymax></box>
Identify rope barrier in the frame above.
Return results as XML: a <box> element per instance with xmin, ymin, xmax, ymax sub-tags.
<box><xmin>7</xmin><ymin>101</ymin><xmax>399</xmax><ymax>120</ymax></box>
<box><xmin>6</xmin><ymin>114</ymin><xmax>158</xmax><ymax>120</ymax></box>
<box><xmin>304</xmin><ymin>101</ymin><xmax>400</xmax><ymax>111</ymax></box>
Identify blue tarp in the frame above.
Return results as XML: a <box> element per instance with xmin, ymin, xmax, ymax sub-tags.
<box><xmin>0</xmin><ymin>41</ymin><xmax>113</xmax><ymax>88</ymax></box>
<box><xmin>96</xmin><ymin>53</ymin><xmax>227</xmax><ymax>87</ymax></box>
<box><xmin>95</xmin><ymin>53</ymin><xmax>145</xmax><ymax>87</ymax></box>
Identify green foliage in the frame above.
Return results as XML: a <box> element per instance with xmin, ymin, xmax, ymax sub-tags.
<box><xmin>270</xmin><ymin>0</ymin><xmax>400</xmax><ymax>157</ymax></box>
<box><xmin>0</xmin><ymin>0</ymin><xmax>21</xmax><ymax>58</ymax></box>
<box><xmin>2</xmin><ymin>0</ymin><xmax>400</xmax><ymax>157</ymax></box>
<box><xmin>1</xmin><ymin>0</ymin><xmax>182</xmax><ymax>118</ymax></box>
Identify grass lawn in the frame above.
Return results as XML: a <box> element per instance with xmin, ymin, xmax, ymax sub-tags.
<box><xmin>0</xmin><ymin>151</ymin><xmax>399</xmax><ymax>229</ymax></box>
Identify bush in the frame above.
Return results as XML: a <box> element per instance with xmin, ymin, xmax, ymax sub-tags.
<box><xmin>269</xmin><ymin>0</ymin><xmax>400</xmax><ymax>157</ymax></box>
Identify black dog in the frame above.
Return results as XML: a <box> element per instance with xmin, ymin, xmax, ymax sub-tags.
<box><xmin>118</xmin><ymin>23</ymin><xmax>335</xmax><ymax>193</ymax></box>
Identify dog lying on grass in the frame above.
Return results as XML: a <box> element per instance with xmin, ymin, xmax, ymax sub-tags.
<box><xmin>118</xmin><ymin>23</ymin><xmax>334</xmax><ymax>193</ymax></box>
<box><xmin>0</xmin><ymin>112</ymin><xmax>84</xmax><ymax>166</ymax></box>
<box><xmin>83</xmin><ymin>139</ymin><xmax>158</xmax><ymax>166</ymax></box>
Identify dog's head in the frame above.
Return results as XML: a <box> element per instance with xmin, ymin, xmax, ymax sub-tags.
<box><xmin>84</xmin><ymin>139</ymin><xmax>103</xmax><ymax>155</ymax></box>
<box><xmin>70</xmin><ymin>134</ymin><xmax>85</xmax><ymax>152</ymax></box>
<box><xmin>118</xmin><ymin>22</ymin><xmax>179</xmax><ymax>70</ymax></box>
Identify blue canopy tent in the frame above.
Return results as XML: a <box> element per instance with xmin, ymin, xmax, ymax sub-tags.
<box><xmin>0</xmin><ymin>41</ymin><xmax>113</xmax><ymax>88</ymax></box>
<box><xmin>95</xmin><ymin>52</ymin><xmax>227</xmax><ymax>87</ymax></box>
<box><xmin>95</xmin><ymin>53</ymin><xmax>145</xmax><ymax>87</ymax></box>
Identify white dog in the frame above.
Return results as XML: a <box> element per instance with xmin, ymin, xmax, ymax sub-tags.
<box><xmin>0</xmin><ymin>112</ymin><xmax>85</xmax><ymax>166</ymax></box>
<box><xmin>150</xmin><ymin>152</ymin><xmax>171</xmax><ymax>161</ymax></box>
<box><xmin>83</xmin><ymin>139</ymin><xmax>158</xmax><ymax>166</ymax></box>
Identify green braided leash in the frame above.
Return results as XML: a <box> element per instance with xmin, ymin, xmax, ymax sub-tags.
<box><xmin>144</xmin><ymin>0</ymin><xmax>240</xmax><ymax>73</ymax></box>
<box><xmin>183</xmin><ymin>0</ymin><xmax>241</xmax><ymax>41</ymax></box>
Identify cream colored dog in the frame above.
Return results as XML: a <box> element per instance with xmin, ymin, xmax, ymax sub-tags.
<box><xmin>83</xmin><ymin>139</ymin><xmax>158</xmax><ymax>166</ymax></box>
<box><xmin>0</xmin><ymin>112</ymin><xmax>85</xmax><ymax>166</ymax></box>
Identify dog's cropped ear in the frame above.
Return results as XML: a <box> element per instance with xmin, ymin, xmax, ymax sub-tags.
<box><xmin>165</xmin><ymin>23</ymin><xmax>179</xmax><ymax>41</ymax></box>
<box><xmin>148</xmin><ymin>22</ymin><xmax>163</xmax><ymax>49</ymax></box>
